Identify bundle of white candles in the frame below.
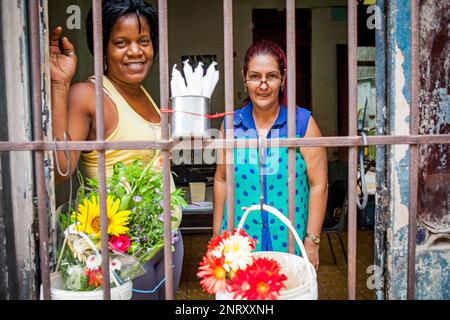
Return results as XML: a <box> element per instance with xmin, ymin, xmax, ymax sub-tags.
<box><xmin>170</xmin><ymin>60</ymin><xmax>220</xmax><ymax>98</ymax></box>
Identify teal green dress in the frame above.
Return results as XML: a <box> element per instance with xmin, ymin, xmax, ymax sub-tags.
<box><xmin>222</xmin><ymin>102</ymin><xmax>311</xmax><ymax>256</ymax></box>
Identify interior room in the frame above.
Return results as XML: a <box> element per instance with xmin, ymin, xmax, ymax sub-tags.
<box><xmin>48</xmin><ymin>0</ymin><xmax>377</xmax><ymax>300</ymax></box>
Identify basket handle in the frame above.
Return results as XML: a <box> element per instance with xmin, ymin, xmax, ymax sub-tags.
<box><xmin>237</xmin><ymin>205</ymin><xmax>312</xmax><ymax>265</ymax></box>
<box><xmin>238</xmin><ymin>204</ymin><xmax>317</xmax><ymax>299</ymax></box>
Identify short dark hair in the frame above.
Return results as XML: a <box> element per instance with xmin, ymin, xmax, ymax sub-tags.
<box><xmin>86</xmin><ymin>0</ymin><xmax>158</xmax><ymax>57</ymax></box>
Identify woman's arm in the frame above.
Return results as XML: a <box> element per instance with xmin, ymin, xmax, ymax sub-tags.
<box><xmin>213</xmin><ymin>122</ymin><xmax>227</xmax><ymax>236</ymax></box>
<box><xmin>50</xmin><ymin>27</ymin><xmax>91</xmax><ymax>184</ymax></box>
<box><xmin>300</xmin><ymin>116</ymin><xmax>328</xmax><ymax>270</ymax></box>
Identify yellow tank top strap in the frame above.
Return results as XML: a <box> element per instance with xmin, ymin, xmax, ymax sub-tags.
<box><xmin>81</xmin><ymin>75</ymin><xmax>162</xmax><ymax>179</ymax></box>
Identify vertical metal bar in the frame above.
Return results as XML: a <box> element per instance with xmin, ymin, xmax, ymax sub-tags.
<box><xmin>407</xmin><ymin>0</ymin><xmax>419</xmax><ymax>301</ymax></box>
<box><xmin>29</xmin><ymin>0</ymin><xmax>50</xmax><ymax>300</ymax></box>
<box><xmin>347</xmin><ymin>0</ymin><xmax>358</xmax><ymax>300</ymax></box>
<box><xmin>92</xmin><ymin>0</ymin><xmax>110</xmax><ymax>300</ymax></box>
<box><xmin>158</xmin><ymin>0</ymin><xmax>174</xmax><ymax>300</ymax></box>
<box><xmin>286</xmin><ymin>0</ymin><xmax>296</xmax><ymax>254</ymax></box>
<box><xmin>224</xmin><ymin>0</ymin><xmax>235</xmax><ymax>232</ymax></box>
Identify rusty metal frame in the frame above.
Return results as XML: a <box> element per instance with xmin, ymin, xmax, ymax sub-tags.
<box><xmin>158</xmin><ymin>0</ymin><xmax>174</xmax><ymax>300</ymax></box>
<box><xmin>1</xmin><ymin>134</ymin><xmax>450</xmax><ymax>152</ymax></box>
<box><xmin>28</xmin><ymin>0</ymin><xmax>50</xmax><ymax>301</ymax></box>
<box><xmin>91</xmin><ymin>0</ymin><xmax>111</xmax><ymax>300</ymax></box>
<box><xmin>346</xmin><ymin>0</ymin><xmax>358</xmax><ymax>300</ymax></box>
<box><xmin>286</xmin><ymin>0</ymin><xmax>297</xmax><ymax>254</ymax></box>
<box><xmin>14</xmin><ymin>0</ymin><xmax>450</xmax><ymax>300</ymax></box>
<box><xmin>224</xmin><ymin>0</ymin><xmax>235</xmax><ymax>233</ymax></box>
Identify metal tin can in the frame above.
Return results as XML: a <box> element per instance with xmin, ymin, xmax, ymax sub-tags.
<box><xmin>170</xmin><ymin>95</ymin><xmax>210</xmax><ymax>139</ymax></box>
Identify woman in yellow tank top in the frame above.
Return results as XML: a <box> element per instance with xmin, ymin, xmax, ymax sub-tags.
<box><xmin>50</xmin><ymin>0</ymin><xmax>183</xmax><ymax>300</ymax></box>
<box><xmin>81</xmin><ymin>75</ymin><xmax>162</xmax><ymax>180</ymax></box>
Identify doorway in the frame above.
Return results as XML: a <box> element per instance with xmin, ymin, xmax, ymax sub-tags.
<box><xmin>252</xmin><ymin>9</ymin><xmax>312</xmax><ymax>110</ymax></box>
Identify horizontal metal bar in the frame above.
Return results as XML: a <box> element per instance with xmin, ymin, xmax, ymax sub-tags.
<box><xmin>180</xmin><ymin>227</ymin><xmax>213</xmax><ymax>231</ymax></box>
<box><xmin>1</xmin><ymin>135</ymin><xmax>449</xmax><ymax>151</ymax></box>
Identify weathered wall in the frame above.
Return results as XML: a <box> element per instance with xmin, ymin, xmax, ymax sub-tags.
<box><xmin>0</xmin><ymin>0</ymin><xmax>38</xmax><ymax>300</ymax></box>
<box><xmin>415</xmin><ymin>0</ymin><xmax>450</xmax><ymax>300</ymax></box>
<box><xmin>382</xmin><ymin>0</ymin><xmax>450</xmax><ymax>300</ymax></box>
<box><xmin>384</xmin><ymin>0</ymin><xmax>412</xmax><ymax>300</ymax></box>
<box><xmin>0</xmin><ymin>3</ymin><xmax>18</xmax><ymax>299</ymax></box>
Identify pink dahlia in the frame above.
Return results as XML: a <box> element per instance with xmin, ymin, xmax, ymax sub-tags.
<box><xmin>109</xmin><ymin>235</ymin><xmax>131</xmax><ymax>253</ymax></box>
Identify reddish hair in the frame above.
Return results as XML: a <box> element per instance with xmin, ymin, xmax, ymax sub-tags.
<box><xmin>242</xmin><ymin>39</ymin><xmax>287</xmax><ymax>106</ymax></box>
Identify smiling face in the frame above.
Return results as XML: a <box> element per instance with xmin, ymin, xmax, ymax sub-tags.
<box><xmin>105</xmin><ymin>13</ymin><xmax>154</xmax><ymax>86</ymax></box>
<box><xmin>244</xmin><ymin>54</ymin><xmax>285</xmax><ymax>112</ymax></box>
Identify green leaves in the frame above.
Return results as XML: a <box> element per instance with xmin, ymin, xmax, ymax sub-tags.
<box><xmin>59</xmin><ymin>160</ymin><xmax>187</xmax><ymax>266</ymax></box>
<box><xmin>118</xmin><ymin>195</ymin><xmax>131</xmax><ymax>212</ymax></box>
<box><xmin>103</xmin><ymin>160</ymin><xmax>186</xmax><ymax>264</ymax></box>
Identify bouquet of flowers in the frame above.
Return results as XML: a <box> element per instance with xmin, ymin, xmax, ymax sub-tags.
<box><xmin>197</xmin><ymin>230</ymin><xmax>287</xmax><ymax>300</ymax></box>
<box><xmin>56</xmin><ymin>157</ymin><xmax>187</xmax><ymax>291</ymax></box>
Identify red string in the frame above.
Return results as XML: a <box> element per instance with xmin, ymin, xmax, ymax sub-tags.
<box><xmin>160</xmin><ymin>109</ymin><xmax>234</xmax><ymax>119</ymax></box>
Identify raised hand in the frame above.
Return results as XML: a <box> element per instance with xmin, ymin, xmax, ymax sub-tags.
<box><xmin>50</xmin><ymin>27</ymin><xmax>77</xmax><ymax>84</ymax></box>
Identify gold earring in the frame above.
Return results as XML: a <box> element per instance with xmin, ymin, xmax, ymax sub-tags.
<box><xmin>244</xmin><ymin>86</ymin><xmax>248</xmax><ymax>93</ymax></box>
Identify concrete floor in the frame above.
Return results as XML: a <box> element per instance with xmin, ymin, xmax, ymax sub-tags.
<box><xmin>176</xmin><ymin>230</ymin><xmax>375</xmax><ymax>300</ymax></box>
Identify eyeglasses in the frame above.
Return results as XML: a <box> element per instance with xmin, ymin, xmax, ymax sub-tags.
<box><xmin>245</xmin><ymin>73</ymin><xmax>283</xmax><ymax>87</ymax></box>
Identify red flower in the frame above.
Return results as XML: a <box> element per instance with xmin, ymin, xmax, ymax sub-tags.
<box><xmin>207</xmin><ymin>229</ymin><xmax>256</xmax><ymax>251</ymax></box>
<box><xmin>85</xmin><ymin>268</ymin><xmax>103</xmax><ymax>288</ymax></box>
<box><xmin>109</xmin><ymin>235</ymin><xmax>131</xmax><ymax>253</ymax></box>
<box><xmin>207</xmin><ymin>230</ymin><xmax>232</xmax><ymax>250</ymax></box>
<box><xmin>230</xmin><ymin>257</ymin><xmax>287</xmax><ymax>300</ymax></box>
<box><xmin>197</xmin><ymin>251</ymin><xmax>230</xmax><ymax>294</ymax></box>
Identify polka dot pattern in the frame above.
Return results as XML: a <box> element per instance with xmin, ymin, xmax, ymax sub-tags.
<box><xmin>221</xmin><ymin>135</ymin><xmax>309</xmax><ymax>255</ymax></box>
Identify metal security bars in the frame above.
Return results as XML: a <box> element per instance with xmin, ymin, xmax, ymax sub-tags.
<box><xmin>9</xmin><ymin>0</ymin><xmax>448</xmax><ymax>300</ymax></box>
<box><xmin>28</xmin><ymin>0</ymin><xmax>51</xmax><ymax>301</ymax></box>
<box><xmin>286</xmin><ymin>0</ymin><xmax>297</xmax><ymax>253</ymax></box>
<box><xmin>347</xmin><ymin>0</ymin><xmax>358</xmax><ymax>299</ymax></box>
<box><xmin>224</xmin><ymin>0</ymin><xmax>235</xmax><ymax>233</ymax></box>
<box><xmin>91</xmin><ymin>0</ymin><xmax>111</xmax><ymax>299</ymax></box>
<box><xmin>158</xmin><ymin>0</ymin><xmax>175</xmax><ymax>300</ymax></box>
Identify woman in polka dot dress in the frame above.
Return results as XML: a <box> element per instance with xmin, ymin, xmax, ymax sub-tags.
<box><xmin>213</xmin><ymin>40</ymin><xmax>328</xmax><ymax>271</ymax></box>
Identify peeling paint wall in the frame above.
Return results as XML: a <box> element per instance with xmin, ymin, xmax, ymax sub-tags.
<box><xmin>0</xmin><ymin>4</ymin><xmax>18</xmax><ymax>299</ymax></box>
<box><xmin>0</xmin><ymin>0</ymin><xmax>38</xmax><ymax>299</ymax></box>
<box><xmin>384</xmin><ymin>0</ymin><xmax>412</xmax><ymax>300</ymax></box>
<box><xmin>382</xmin><ymin>0</ymin><xmax>450</xmax><ymax>300</ymax></box>
<box><xmin>417</xmin><ymin>1</ymin><xmax>449</xmax><ymax>229</ymax></box>
<box><xmin>415</xmin><ymin>0</ymin><xmax>450</xmax><ymax>300</ymax></box>
<box><xmin>374</xmin><ymin>0</ymin><xmax>388</xmax><ymax>300</ymax></box>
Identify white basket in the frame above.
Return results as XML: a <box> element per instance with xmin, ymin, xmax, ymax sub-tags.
<box><xmin>41</xmin><ymin>225</ymin><xmax>133</xmax><ymax>300</ymax></box>
<box><xmin>40</xmin><ymin>272</ymin><xmax>132</xmax><ymax>300</ymax></box>
<box><xmin>216</xmin><ymin>204</ymin><xmax>318</xmax><ymax>300</ymax></box>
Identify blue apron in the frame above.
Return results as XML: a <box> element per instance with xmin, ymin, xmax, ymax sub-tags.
<box><xmin>222</xmin><ymin>103</ymin><xmax>311</xmax><ymax>256</ymax></box>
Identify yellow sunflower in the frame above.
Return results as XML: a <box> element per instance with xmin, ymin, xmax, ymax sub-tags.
<box><xmin>74</xmin><ymin>195</ymin><xmax>131</xmax><ymax>237</ymax></box>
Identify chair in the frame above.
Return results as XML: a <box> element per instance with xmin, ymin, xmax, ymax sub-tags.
<box><xmin>322</xmin><ymin>179</ymin><xmax>348</xmax><ymax>264</ymax></box>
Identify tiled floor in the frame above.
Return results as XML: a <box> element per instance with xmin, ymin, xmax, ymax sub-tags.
<box><xmin>176</xmin><ymin>229</ymin><xmax>375</xmax><ymax>300</ymax></box>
